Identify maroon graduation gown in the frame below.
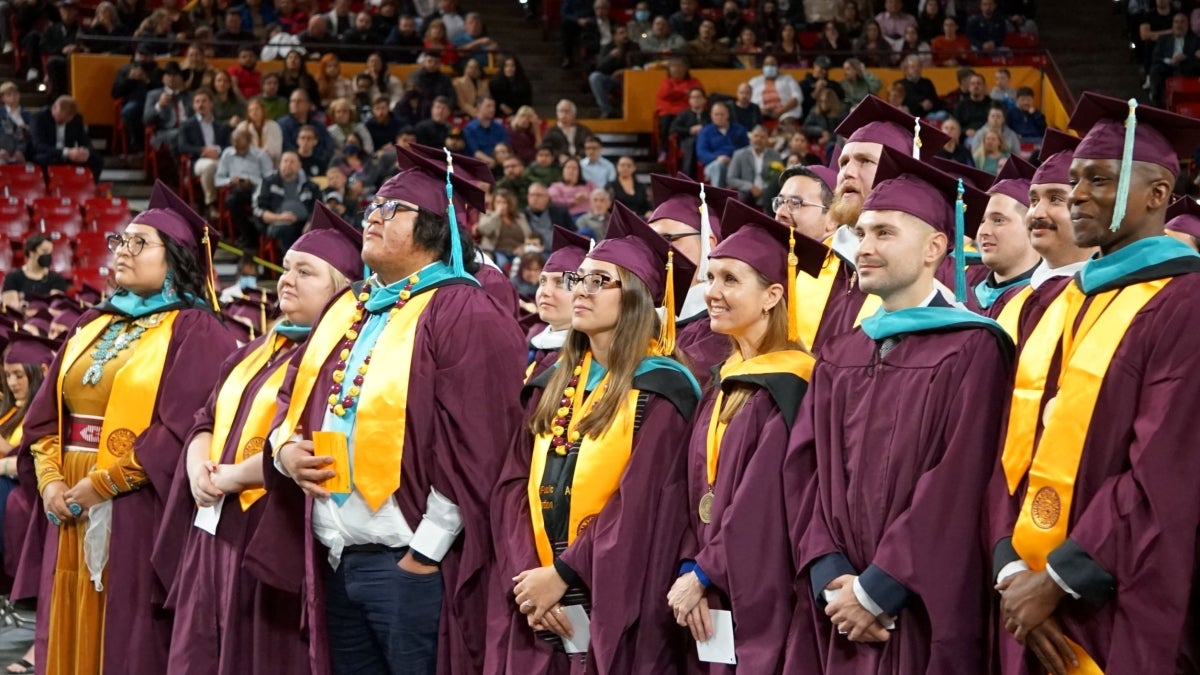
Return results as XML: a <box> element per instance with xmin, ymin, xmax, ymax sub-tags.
<box><xmin>676</xmin><ymin>313</ymin><xmax>731</xmax><ymax>390</ymax></box>
<box><xmin>154</xmin><ymin>334</ymin><xmax>309</xmax><ymax>675</ymax></box>
<box><xmin>244</xmin><ymin>281</ymin><xmax>527</xmax><ymax>675</ymax></box>
<box><xmin>477</xmin><ymin>262</ymin><xmax>522</xmax><ymax>320</ymax></box>
<box><xmin>679</xmin><ymin>380</ymin><xmax>820</xmax><ymax>674</ymax></box>
<box><xmin>964</xmin><ymin>265</ymin><xmax>1036</xmax><ymax>319</ymax></box>
<box><xmin>809</xmin><ymin>257</ymin><xmax>872</xmax><ymax>355</ymax></box>
<box><xmin>790</xmin><ymin>323</ymin><xmax>1011</xmax><ymax>674</ymax></box>
<box><xmin>486</xmin><ymin>366</ymin><xmax>698</xmax><ymax>675</ymax></box>
<box><xmin>14</xmin><ymin>306</ymin><xmax>236</xmax><ymax>674</ymax></box>
<box><xmin>988</xmin><ymin>268</ymin><xmax>1200</xmax><ymax>674</ymax></box>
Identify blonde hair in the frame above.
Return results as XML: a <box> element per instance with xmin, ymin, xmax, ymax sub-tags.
<box><xmin>328</xmin><ymin>97</ymin><xmax>357</xmax><ymax>123</ymax></box>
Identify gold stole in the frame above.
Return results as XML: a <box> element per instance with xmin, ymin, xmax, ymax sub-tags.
<box><xmin>995</xmin><ymin>285</ymin><xmax>1034</xmax><ymax>339</ymax></box>
<box><xmin>209</xmin><ymin>334</ymin><xmax>291</xmax><ymax>510</ymax></box>
<box><xmin>526</xmin><ymin>359</ymin><xmax>638</xmax><ymax>567</ymax></box>
<box><xmin>1010</xmin><ymin>279</ymin><xmax>1171</xmax><ymax>675</ymax></box>
<box><xmin>0</xmin><ymin>408</ymin><xmax>19</xmax><ymax>446</ymax></box>
<box><xmin>56</xmin><ymin>312</ymin><xmax>178</xmax><ymax>470</ymax></box>
<box><xmin>794</xmin><ymin>250</ymin><xmax>881</xmax><ymax>349</ymax></box>
<box><xmin>705</xmin><ymin>350</ymin><xmax>815</xmax><ymax>488</ymax></box>
<box><xmin>278</xmin><ymin>288</ymin><xmax>437</xmax><ymax>512</ymax></box>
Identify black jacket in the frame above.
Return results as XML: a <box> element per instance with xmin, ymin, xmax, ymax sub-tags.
<box><xmin>30</xmin><ymin>108</ymin><xmax>93</xmax><ymax>167</ymax></box>
<box><xmin>178</xmin><ymin>116</ymin><xmax>232</xmax><ymax>157</ymax></box>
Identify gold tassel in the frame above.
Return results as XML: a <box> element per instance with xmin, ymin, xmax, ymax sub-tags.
<box><xmin>787</xmin><ymin>227</ymin><xmax>799</xmax><ymax>344</ymax></box>
<box><xmin>658</xmin><ymin>249</ymin><xmax>677</xmax><ymax>356</ymax></box>
<box><xmin>202</xmin><ymin>228</ymin><xmax>221</xmax><ymax>311</ymax></box>
<box><xmin>259</xmin><ymin>300</ymin><xmax>267</xmax><ymax>336</ymax></box>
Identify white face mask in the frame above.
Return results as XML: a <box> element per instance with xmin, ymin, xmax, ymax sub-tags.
<box><xmin>763</xmin><ymin>65</ymin><xmax>779</xmax><ymax>79</ymax></box>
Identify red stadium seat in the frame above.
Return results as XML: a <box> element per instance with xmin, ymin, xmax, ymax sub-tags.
<box><xmin>72</xmin><ymin>266</ymin><xmax>113</xmax><ymax>294</ymax></box>
<box><xmin>1176</xmin><ymin>101</ymin><xmax>1200</xmax><ymax>119</ymax></box>
<box><xmin>84</xmin><ymin>197</ymin><xmax>132</xmax><ymax>231</ymax></box>
<box><xmin>0</xmin><ymin>163</ymin><xmax>46</xmax><ymax>203</ymax></box>
<box><xmin>48</xmin><ymin>243</ymin><xmax>74</xmax><ymax>276</ymax></box>
<box><xmin>33</xmin><ymin>197</ymin><xmax>85</xmax><ymax>238</ymax></box>
<box><xmin>1004</xmin><ymin>32</ymin><xmax>1040</xmax><ymax>50</ymax></box>
<box><xmin>798</xmin><ymin>31</ymin><xmax>821</xmax><ymax>50</ymax></box>
<box><xmin>1167</xmin><ymin>77</ymin><xmax>1200</xmax><ymax>109</ymax></box>
<box><xmin>48</xmin><ymin>165</ymin><xmax>98</xmax><ymax>203</ymax></box>
<box><xmin>73</xmin><ymin>231</ymin><xmax>112</xmax><ymax>270</ymax></box>
<box><xmin>0</xmin><ymin>196</ymin><xmax>29</xmax><ymax>239</ymax></box>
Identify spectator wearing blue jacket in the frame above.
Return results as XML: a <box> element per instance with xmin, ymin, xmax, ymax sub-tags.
<box><xmin>1006</xmin><ymin>87</ymin><xmax>1047</xmax><ymax>140</ymax></box>
<box><xmin>696</xmin><ymin>101</ymin><xmax>748</xmax><ymax>188</ymax></box>
<box><xmin>464</xmin><ymin>96</ymin><xmax>511</xmax><ymax>169</ymax></box>
<box><xmin>966</xmin><ymin>0</ymin><xmax>1007</xmax><ymax>52</ymax></box>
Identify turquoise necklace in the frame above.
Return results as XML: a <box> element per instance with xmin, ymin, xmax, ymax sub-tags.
<box><xmin>81</xmin><ymin>315</ymin><xmax>162</xmax><ymax>385</ymax></box>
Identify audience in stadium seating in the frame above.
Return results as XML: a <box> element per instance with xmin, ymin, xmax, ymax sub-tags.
<box><xmin>237</xmin><ymin>97</ymin><xmax>283</xmax><ymax>165</ymax></box>
<box><xmin>966</xmin><ymin>0</ymin><xmax>1008</xmax><ymax>53</ymax></box>
<box><xmin>549</xmin><ymin>157</ymin><xmax>594</xmax><ymax>218</ymax></box>
<box><xmin>256</xmin><ymin>150</ymin><xmax>319</xmax><ymax>250</ymax></box>
<box><xmin>852</xmin><ymin>20</ymin><xmax>891</xmax><ymax>68</ymax></box>
<box><xmin>179</xmin><ymin>87</ymin><xmax>232</xmax><ymax>213</ymax></box>
<box><xmin>326</xmin><ymin>97</ymin><xmax>373</xmax><ymax>155</ymax></box>
<box><xmin>1007</xmin><ymin>87</ymin><xmax>1048</xmax><ymax>140</ymax></box>
<box><xmin>30</xmin><ymin>96</ymin><xmax>101</xmax><ymax>181</ymax></box>
<box><xmin>464</xmin><ymin>97</ymin><xmax>510</xmax><ymax>168</ymax></box>
<box><xmin>574</xmin><ymin>188</ymin><xmax>612</xmax><ymax>239</ymax></box>
<box><xmin>144</xmin><ymin>62</ymin><xmax>193</xmax><ymax>149</ymax></box>
<box><xmin>523</xmin><ymin>181</ymin><xmax>572</xmax><ymax>244</ymax></box>
<box><xmin>748</xmin><ymin>55</ymin><xmax>802</xmax><ymax>122</ymax></box>
<box><xmin>669</xmin><ymin>0</ymin><xmax>702</xmax><ymax>42</ymax></box>
<box><xmin>588</xmin><ymin>24</ymin><xmax>642</xmax><ymax>119</ymax></box>
<box><xmin>931</xmin><ymin>16</ymin><xmax>972</xmax><ymax>66</ymax></box>
<box><xmin>453</xmin><ymin>58</ymin><xmax>490</xmax><ymax>118</ymax></box>
<box><xmin>526</xmin><ymin>145</ymin><xmax>562</xmax><ymax>187</ymax></box>
<box><xmin>210</xmin><ymin>70</ymin><xmax>247</xmax><ymax>124</ymax></box>
<box><xmin>954</xmin><ymin>72</ymin><xmax>993</xmax><ymax>136</ymax></box>
<box><xmin>0</xmin><ymin>81</ymin><xmax>30</xmax><ymax>165</ymax></box>
<box><xmin>696</xmin><ymin>101</ymin><xmax>748</xmax><ymax>188</ymax></box>
<box><xmin>543</xmin><ymin>99</ymin><xmax>592</xmax><ymax>163</ymax></box>
<box><xmin>727</xmin><ymin>125</ymin><xmax>781</xmax><ymax>209</ymax></box>
<box><xmin>936</xmin><ymin>116</ymin><xmax>975</xmax><ymax>167</ymax></box>
<box><xmin>490</xmin><ymin>56</ymin><xmax>532</xmax><ymax>118</ymax></box>
<box><xmin>687</xmin><ymin>20</ymin><xmax>730</xmax><ymax>69</ymax></box>
<box><xmin>668</xmin><ymin>86</ymin><xmax>709</xmax><ymax>177</ymax></box>
<box><xmin>385</xmin><ymin>14</ymin><xmax>423</xmax><ymax>64</ymax></box>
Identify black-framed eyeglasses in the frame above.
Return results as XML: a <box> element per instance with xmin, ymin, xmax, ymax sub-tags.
<box><xmin>659</xmin><ymin>231</ymin><xmax>700</xmax><ymax>243</ymax></box>
<box><xmin>106</xmin><ymin>233</ymin><xmax>164</xmax><ymax>256</ymax></box>
<box><xmin>363</xmin><ymin>199</ymin><xmax>419</xmax><ymax>222</ymax></box>
<box><xmin>772</xmin><ymin>195</ymin><xmax>828</xmax><ymax>214</ymax></box>
<box><xmin>563</xmin><ymin>271</ymin><xmax>622</xmax><ymax>295</ymax></box>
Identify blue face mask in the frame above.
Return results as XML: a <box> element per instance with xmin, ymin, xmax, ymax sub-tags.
<box><xmin>635</xmin><ymin>9</ymin><xmax>649</xmax><ymax>21</ymax></box>
<box><xmin>763</xmin><ymin>65</ymin><xmax>779</xmax><ymax>79</ymax></box>
<box><xmin>238</xmin><ymin>275</ymin><xmax>257</xmax><ymax>289</ymax></box>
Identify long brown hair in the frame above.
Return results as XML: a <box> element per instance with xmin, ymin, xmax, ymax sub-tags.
<box><xmin>718</xmin><ymin>272</ymin><xmax>803</xmax><ymax>424</ymax></box>
<box><xmin>0</xmin><ymin>363</ymin><xmax>45</xmax><ymax>439</ymax></box>
<box><xmin>531</xmin><ymin>266</ymin><xmax>661</xmax><ymax>438</ymax></box>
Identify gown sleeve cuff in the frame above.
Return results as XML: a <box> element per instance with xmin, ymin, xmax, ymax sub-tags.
<box><xmin>1046</xmin><ymin>538</ymin><xmax>1115</xmax><ymax>607</ymax></box>
<box><xmin>997</xmin><ymin>560</ymin><xmax>1031</xmax><ymax>586</ymax></box>
<box><xmin>553</xmin><ymin>557</ymin><xmax>581</xmax><ymax>588</ymax></box>
<box><xmin>993</xmin><ymin>536</ymin><xmax>1020</xmax><ymax>581</ymax></box>
<box><xmin>409</xmin><ymin>487</ymin><xmax>463</xmax><ymax>563</ymax></box>
<box><xmin>809</xmin><ymin>552</ymin><xmax>856</xmax><ymax>604</ymax></box>
<box><xmin>858</xmin><ymin>564</ymin><xmax>911</xmax><ymax>617</ymax></box>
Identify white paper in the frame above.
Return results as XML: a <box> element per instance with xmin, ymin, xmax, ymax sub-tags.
<box><xmin>696</xmin><ymin>609</ymin><xmax>737</xmax><ymax>665</ymax></box>
<box><xmin>193</xmin><ymin>496</ymin><xmax>225</xmax><ymax>535</ymax></box>
<box><xmin>558</xmin><ymin>605</ymin><xmax>591</xmax><ymax>654</ymax></box>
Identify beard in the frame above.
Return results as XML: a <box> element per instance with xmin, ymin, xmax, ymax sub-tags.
<box><xmin>828</xmin><ymin>187</ymin><xmax>863</xmax><ymax>227</ymax></box>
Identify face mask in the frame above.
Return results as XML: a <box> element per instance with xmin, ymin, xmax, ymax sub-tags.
<box><xmin>524</xmin><ymin>244</ymin><xmax>542</xmax><ymax>253</ymax></box>
<box><xmin>635</xmin><ymin>10</ymin><xmax>649</xmax><ymax>21</ymax></box>
<box><xmin>763</xmin><ymin>65</ymin><xmax>779</xmax><ymax>79</ymax></box>
<box><xmin>37</xmin><ymin>253</ymin><xmax>52</xmax><ymax>268</ymax></box>
<box><xmin>238</xmin><ymin>275</ymin><xmax>257</xmax><ymax>289</ymax></box>
<box><xmin>725</xmin><ymin>10</ymin><xmax>740</xmax><ymax>19</ymax></box>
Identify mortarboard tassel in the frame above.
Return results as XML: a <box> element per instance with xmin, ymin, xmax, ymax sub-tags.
<box><xmin>787</xmin><ymin>226</ymin><xmax>799</xmax><ymax>344</ymax></box>
<box><xmin>954</xmin><ymin>179</ymin><xmax>967</xmax><ymax>303</ymax></box>
<box><xmin>201</xmin><ymin>228</ymin><xmax>221</xmax><ymax>311</ymax></box>
<box><xmin>657</xmin><ymin>249</ymin><xmax>677</xmax><ymax>356</ymax></box>
<box><xmin>259</xmin><ymin>299</ymin><xmax>267</xmax><ymax>336</ymax></box>
<box><xmin>912</xmin><ymin>117</ymin><xmax>922</xmax><ymax>159</ymax></box>
<box><xmin>443</xmin><ymin>148</ymin><xmax>466</xmax><ymax>277</ymax></box>
<box><xmin>1110</xmin><ymin>99</ymin><xmax>1138</xmax><ymax>233</ymax></box>
<box><xmin>698</xmin><ymin>183</ymin><xmax>712</xmax><ymax>281</ymax></box>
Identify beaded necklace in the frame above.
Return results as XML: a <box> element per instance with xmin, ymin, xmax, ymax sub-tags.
<box><xmin>81</xmin><ymin>314</ymin><xmax>164</xmax><ymax>386</ymax></box>
<box><xmin>327</xmin><ymin>274</ymin><xmax>418</xmax><ymax>417</ymax></box>
<box><xmin>548</xmin><ymin>352</ymin><xmax>611</xmax><ymax>456</ymax></box>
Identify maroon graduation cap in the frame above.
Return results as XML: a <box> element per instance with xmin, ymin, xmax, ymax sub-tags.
<box><xmin>22</xmin><ymin>309</ymin><xmax>52</xmax><ymax>337</ymax></box>
<box><xmin>1032</xmin><ymin>128</ymin><xmax>1081</xmax><ymax>186</ymax></box>
<box><xmin>225</xmin><ymin>297</ymin><xmax>270</xmax><ymax>340</ymax></box>
<box><xmin>291</xmin><ymin>201</ymin><xmax>365</xmax><ymax>283</ymax></box>
<box><xmin>544</xmin><ymin>225</ymin><xmax>591</xmax><ymax>274</ymax></box>
<box><xmin>648</xmin><ymin>173</ymin><xmax>738</xmax><ymax>238</ymax></box>
<box><xmin>834</xmin><ymin>95</ymin><xmax>951</xmax><ymax>161</ymax></box>
<box><xmin>800</xmin><ymin>164</ymin><xmax>838</xmax><ymax>191</ymax></box>
<box><xmin>1166</xmin><ymin>195</ymin><xmax>1200</xmax><ymax>239</ymax></box>
<box><xmin>929</xmin><ymin>157</ymin><xmax>996</xmax><ymax>192</ymax></box>
<box><xmin>4</xmin><ymin>331</ymin><xmax>59</xmax><ymax>367</ymax></box>
<box><xmin>77</xmin><ymin>282</ymin><xmax>104</xmax><ymax>306</ymax></box>
<box><xmin>136</xmin><ymin>180</ymin><xmax>221</xmax><ymax>306</ymax></box>
<box><xmin>1070</xmin><ymin>92</ymin><xmax>1200</xmax><ymax>177</ymax></box>
<box><xmin>407</xmin><ymin>143</ymin><xmax>495</xmax><ymax>186</ymax></box>
<box><xmin>713</xmin><ymin>199</ymin><xmax>828</xmax><ymax>287</ymax></box>
<box><xmin>988</xmin><ymin>154</ymin><xmax>1037</xmax><ymax>208</ymax></box>
<box><xmin>49</xmin><ymin>304</ymin><xmax>83</xmax><ymax>332</ymax></box>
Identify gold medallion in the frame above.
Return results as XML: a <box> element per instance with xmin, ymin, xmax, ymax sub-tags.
<box><xmin>1042</xmin><ymin>396</ymin><xmax>1057</xmax><ymax>428</ymax></box>
<box><xmin>1031</xmin><ymin>486</ymin><xmax>1061</xmax><ymax>530</ymax></box>
<box><xmin>698</xmin><ymin>490</ymin><xmax>715</xmax><ymax>524</ymax></box>
<box><xmin>243</xmin><ymin>437</ymin><xmax>266</xmax><ymax>458</ymax></box>
<box><xmin>106</xmin><ymin>428</ymin><xmax>137</xmax><ymax>457</ymax></box>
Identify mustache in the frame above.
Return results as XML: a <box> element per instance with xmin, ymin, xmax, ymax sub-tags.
<box><xmin>1028</xmin><ymin>217</ymin><xmax>1058</xmax><ymax>231</ymax></box>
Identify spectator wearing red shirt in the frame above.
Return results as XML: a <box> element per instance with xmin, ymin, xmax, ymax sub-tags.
<box><xmin>275</xmin><ymin>0</ymin><xmax>308</xmax><ymax>34</ymax></box>
<box><xmin>654</xmin><ymin>56</ymin><xmax>701</xmax><ymax>160</ymax></box>
<box><xmin>227</xmin><ymin>45</ymin><xmax>262</xmax><ymax>99</ymax></box>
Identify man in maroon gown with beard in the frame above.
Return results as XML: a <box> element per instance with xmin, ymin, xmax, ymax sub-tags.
<box><xmin>785</xmin><ymin>147</ymin><xmax>1012</xmax><ymax>674</ymax></box>
<box><xmin>992</xmin><ymin>94</ymin><xmax>1200</xmax><ymax>675</ymax></box>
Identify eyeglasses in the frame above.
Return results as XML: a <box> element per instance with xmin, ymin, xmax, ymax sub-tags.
<box><xmin>659</xmin><ymin>231</ymin><xmax>700</xmax><ymax>243</ymax></box>
<box><xmin>363</xmin><ymin>199</ymin><xmax>419</xmax><ymax>221</ymax></box>
<box><xmin>772</xmin><ymin>195</ymin><xmax>828</xmax><ymax>214</ymax></box>
<box><xmin>563</xmin><ymin>271</ymin><xmax>622</xmax><ymax>295</ymax></box>
<box><xmin>106</xmin><ymin>234</ymin><xmax>165</xmax><ymax>256</ymax></box>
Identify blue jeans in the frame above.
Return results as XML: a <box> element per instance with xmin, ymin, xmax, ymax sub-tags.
<box><xmin>588</xmin><ymin>71</ymin><xmax>619</xmax><ymax>117</ymax></box>
<box><xmin>121</xmin><ymin>99</ymin><xmax>144</xmax><ymax>153</ymax></box>
<box><xmin>324</xmin><ymin>548</ymin><xmax>443</xmax><ymax>675</ymax></box>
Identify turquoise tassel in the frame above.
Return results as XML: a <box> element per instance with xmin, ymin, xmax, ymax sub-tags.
<box><xmin>1110</xmin><ymin>99</ymin><xmax>1138</xmax><ymax>232</ymax></box>
<box><xmin>443</xmin><ymin>148</ymin><xmax>466</xmax><ymax>276</ymax></box>
<box><xmin>954</xmin><ymin>178</ymin><xmax>966</xmax><ymax>303</ymax></box>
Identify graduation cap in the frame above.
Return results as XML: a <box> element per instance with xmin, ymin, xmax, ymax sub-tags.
<box><xmin>407</xmin><ymin>143</ymin><xmax>495</xmax><ymax>186</ymax></box>
<box><xmin>291</xmin><ymin>202</ymin><xmax>365</xmax><ymax>283</ymax></box>
<box><xmin>834</xmin><ymin>95</ymin><xmax>951</xmax><ymax>161</ymax></box>
<box><xmin>23</xmin><ymin>295</ymin><xmax>50</xmax><ymax>315</ymax></box>
<box><xmin>1069</xmin><ymin>93</ymin><xmax>1200</xmax><ymax>231</ymax></box>
<box><xmin>77</xmin><ymin>282</ymin><xmax>104</xmax><ymax>306</ymax></box>
<box><xmin>800</xmin><ymin>164</ymin><xmax>838</xmax><ymax>191</ymax></box>
<box><xmin>22</xmin><ymin>309</ymin><xmax>52</xmax><ymax>337</ymax></box>
<box><xmin>1165</xmin><ymin>195</ymin><xmax>1200</xmax><ymax>239</ymax></box>
<box><xmin>712</xmin><ymin>199</ymin><xmax>829</xmax><ymax>344</ymax></box>
<box><xmin>379</xmin><ymin>144</ymin><xmax>486</xmax><ymax>277</ymax></box>
<box><xmin>648</xmin><ymin>173</ymin><xmax>738</xmax><ymax>238</ymax></box>
<box><xmin>589</xmin><ymin>201</ymin><xmax>694</xmax><ymax>355</ymax></box>
<box><xmin>988</xmin><ymin>154</ymin><xmax>1037</xmax><ymax>208</ymax></box>
<box><xmin>136</xmin><ymin>180</ymin><xmax>221</xmax><ymax>307</ymax></box>
<box><xmin>242</xmin><ymin>287</ymin><xmax>279</xmax><ymax>306</ymax></box>
<box><xmin>1031</xmin><ymin>128</ymin><xmax>1081</xmax><ymax>187</ymax></box>
<box><xmin>3</xmin><ymin>331</ymin><xmax>58</xmax><ymax>367</ymax></box>
<box><xmin>49</xmin><ymin>295</ymin><xmax>78</xmax><ymax>316</ymax></box>
<box><xmin>225</xmin><ymin>297</ymin><xmax>270</xmax><ymax>340</ymax></box>
<box><xmin>544</xmin><ymin>225</ymin><xmax>591</xmax><ymax>274</ymax></box>
<box><xmin>49</xmin><ymin>304</ymin><xmax>83</xmax><ymax>332</ymax></box>
<box><xmin>0</xmin><ymin>306</ymin><xmax>21</xmax><ymax>330</ymax></box>
<box><xmin>517</xmin><ymin>310</ymin><xmax>543</xmax><ymax>334</ymax></box>
<box><xmin>929</xmin><ymin>157</ymin><xmax>996</xmax><ymax>192</ymax></box>
<box><xmin>863</xmin><ymin>146</ymin><xmax>990</xmax><ymax>301</ymax></box>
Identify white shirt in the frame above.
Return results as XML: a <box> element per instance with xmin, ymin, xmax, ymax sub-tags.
<box><xmin>751</xmin><ymin>148</ymin><xmax>766</xmax><ymax>189</ymax></box>
<box><xmin>1030</xmin><ymin>259</ymin><xmax>1087</xmax><ymax>290</ymax></box>
<box><xmin>676</xmin><ymin>282</ymin><xmax>709</xmax><ymax>323</ymax></box>
<box><xmin>529</xmin><ymin>326</ymin><xmax>568</xmax><ymax>350</ymax></box>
